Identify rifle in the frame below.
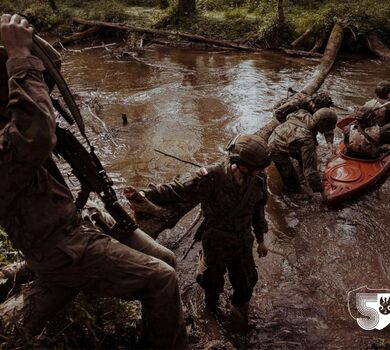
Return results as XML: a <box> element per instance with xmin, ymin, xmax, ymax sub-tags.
<box><xmin>54</xmin><ymin>126</ymin><xmax>138</xmax><ymax>242</ymax></box>
<box><xmin>31</xmin><ymin>34</ymin><xmax>138</xmax><ymax>242</ymax></box>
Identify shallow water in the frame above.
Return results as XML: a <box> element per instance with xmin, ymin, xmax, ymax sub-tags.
<box><xmin>62</xmin><ymin>44</ymin><xmax>390</xmax><ymax>349</ymax></box>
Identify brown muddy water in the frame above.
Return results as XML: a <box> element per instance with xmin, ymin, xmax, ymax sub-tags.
<box><xmin>61</xmin><ymin>44</ymin><xmax>390</xmax><ymax>350</ymax></box>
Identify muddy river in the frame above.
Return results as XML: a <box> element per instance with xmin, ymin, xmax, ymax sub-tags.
<box><xmin>61</xmin><ymin>44</ymin><xmax>390</xmax><ymax>349</ymax></box>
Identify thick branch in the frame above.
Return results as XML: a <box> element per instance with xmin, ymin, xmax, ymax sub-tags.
<box><xmin>282</xmin><ymin>48</ymin><xmax>322</xmax><ymax>59</ymax></box>
<box><xmin>310</xmin><ymin>29</ymin><xmax>327</xmax><ymax>52</ymax></box>
<box><xmin>57</xmin><ymin>26</ymin><xmax>99</xmax><ymax>46</ymax></box>
<box><xmin>72</xmin><ymin>18</ymin><xmax>262</xmax><ymax>52</ymax></box>
<box><xmin>301</xmin><ymin>21</ymin><xmax>344</xmax><ymax>96</ymax></box>
<box><xmin>291</xmin><ymin>24</ymin><xmax>315</xmax><ymax>49</ymax></box>
<box><xmin>365</xmin><ymin>33</ymin><xmax>390</xmax><ymax>61</ymax></box>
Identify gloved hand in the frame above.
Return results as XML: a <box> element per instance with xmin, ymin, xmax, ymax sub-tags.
<box><xmin>257</xmin><ymin>241</ymin><xmax>268</xmax><ymax>258</ymax></box>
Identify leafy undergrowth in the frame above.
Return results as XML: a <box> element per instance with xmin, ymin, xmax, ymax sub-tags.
<box><xmin>0</xmin><ymin>0</ymin><xmax>388</xmax><ymax>47</ymax></box>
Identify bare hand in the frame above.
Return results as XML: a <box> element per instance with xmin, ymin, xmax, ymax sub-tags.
<box><xmin>257</xmin><ymin>241</ymin><xmax>268</xmax><ymax>258</ymax></box>
<box><xmin>1</xmin><ymin>14</ymin><xmax>33</xmax><ymax>58</ymax></box>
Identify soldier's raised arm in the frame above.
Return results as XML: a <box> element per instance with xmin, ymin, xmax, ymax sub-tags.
<box><xmin>0</xmin><ymin>14</ymin><xmax>56</xmax><ymax>166</ymax></box>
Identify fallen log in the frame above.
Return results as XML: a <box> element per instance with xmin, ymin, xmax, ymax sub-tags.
<box><xmin>365</xmin><ymin>33</ymin><xmax>390</xmax><ymax>61</ymax></box>
<box><xmin>57</xmin><ymin>26</ymin><xmax>99</xmax><ymax>47</ymax></box>
<box><xmin>123</xmin><ymin>186</ymin><xmax>196</xmax><ymax>238</ymax></box>
<box><xmin>72</xmin><ymin>18</ymin><xmax>262</xmax><ymax>52</ymax></box>
<box><xmin>291</xmin><ymin>24</ymin><xmax>315</xmax><ymax>49</ymax></box>
<box><xmin>301</xmin><ymin>21</ymin><xmax>344</xmax><ymax>96</ymax></box>
<box><xmin>310</xmin><ymin>29</ymin><xmax>327</xmax><ymax>52</ymax></box>
<box><xmin>282</xmin><ymin>48</ymin><xmax>322</xmax><ymax>59</ymax></box>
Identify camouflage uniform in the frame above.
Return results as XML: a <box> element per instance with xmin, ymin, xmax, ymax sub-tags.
<box><xmin>273</xmin><ymin>91</ymin><xmax>333</xmax><ymax>123</ymax></box>
<box><xmin>343</xmin><ymin>122</ymin><xmax>381</xmax><ymax>159</ymax></box>
<box><xmin>268</xmin><ymin>109</ymin><xmax>323</xmax><ymax>193</ymax></box>
<box><xmin>363</xmin><ymin>98</ymin><xmax>390</xmax><ymax>126</ymax></box>
<box><xmin>142</xmin><ymin>162</ymin><xmax>268</xmax><ymax>307</ymax></box>
<box><xmin>0</xmin><ymin>55</ymin><xmax>187</xmax><ymax>349</ymax></box>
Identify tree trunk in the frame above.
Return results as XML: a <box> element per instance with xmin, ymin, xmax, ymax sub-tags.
<box><xmin>301</xmin><ymin>21</ymin><xmax>344</xmax><ymax>96</ymax></box>
<box><xmin>290</xmin><ymin>24</ymin><xmax>315</xmax><ymax>49</ymax></box>
<box><xmin>177</xmin><ymin>0</ymin><xmax>196</xmax><ymax>16</ymax></box>
<box><xmin>310</xmin><ymin>29</ymin><xmax>327</xmax><ymax>52</ymax></box>
<box><xmin>123</xmin><ymin>186</ymin><xmax>196</xmax><ymax>238</ymax></box>
<box><xmin>255</xmin><ymin>22</ymin><xmax>343</xmax><ymax>141</ymax></box>
<box><xmin>47</xmin><ymin>0</ymin><xmax>58</xmax><ymax>11</ymax></box>
<box><xmin>72</xmin><ymin>18</ymin><xmax>262</xmax><ymax>52</ymax></box>
<box><xmin>365</xmin><ymin>33</ymin><xmax>390</xmax><ymax>60</ymax></box>
<box><xmin>276</xmin><ymin>0</ymin><xmax>285</xmax><ymax>45</ymax></box>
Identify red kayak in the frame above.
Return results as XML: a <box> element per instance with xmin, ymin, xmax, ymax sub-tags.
<box><xmin>323</xmin><ymin>144</ymin><xmax>390</xmax><ymax>206</ymax></box>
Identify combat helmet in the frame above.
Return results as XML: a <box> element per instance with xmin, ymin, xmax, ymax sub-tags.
<box><xmin>375</xmin><ymin>81</ymin><xmax>390</xmax><ymax>99</ymax></box>
<box><xmin>313</xmin><ymin>108</ymin><xmax>337</xmax><ymax>133</ymax></box>
<box><xmin>311</xmin><ymin>92</ymin><xmax>333</xmax><ymax>111</ymax></box>
<box><xmin>227</xmin><ymin>134</ymin><xmax>271</xmax><ymax>170</ymax></box>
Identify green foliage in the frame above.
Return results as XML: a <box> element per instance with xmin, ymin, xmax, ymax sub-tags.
<box><xmin>198</xmin><ymin>0</ymin><xmax>236</xmax><ymax>11</ymax></box>
<box><xmin>0</xmin><ymin>227</ymin><xmax>18</xmax><ymax>265</ymax></box>
<box><xmin>41</xmin><ymin>295</ymin><xmax>140</xmax><ymax>348</ymax></box>
<box><xmin>87</xmin><ymin>0</ymin><xmax>130</xmax><ymax>22</ymax></box>
<box><xmin>224</xmin><ymin>7</ymin><xmax>248</xmax><ymax>20</ymax></box>
<box><xmin>0</xmin><ymin>0</ymin><xmax>388</xmax><ymax>44</ymax></box>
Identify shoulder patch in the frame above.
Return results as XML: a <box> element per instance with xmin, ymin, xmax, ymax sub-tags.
<box><xmin>199</xmin><ymin>167</ymin><xmax>208</xmax><ymax>176</ymax></box>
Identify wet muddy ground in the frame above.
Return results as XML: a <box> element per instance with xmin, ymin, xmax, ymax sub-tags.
<box><xmin>61</xmin><ymin>44</ymin><xmax>390</xmax><ymax>349</ymax></box>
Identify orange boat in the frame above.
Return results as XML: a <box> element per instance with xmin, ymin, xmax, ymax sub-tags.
<box><xmin>323</xmin><ymin>144</ymin><xmax>390</xmax><ymax>206</ymax></box>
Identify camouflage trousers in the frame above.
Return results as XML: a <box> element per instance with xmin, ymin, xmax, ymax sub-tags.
<box><xmin>1</xmin><ymin>222</ymin><xmax>187</xmax><ymax>349</ymax></box>
<box><xmin>271</xmin><ymin>152</ymin><xmax>302</xmax><ymax>191</ymax></box>
<box><xmin>196</xmin><ymin>227</ymin><xmax>258</xmax><ymax>306</ymax></box>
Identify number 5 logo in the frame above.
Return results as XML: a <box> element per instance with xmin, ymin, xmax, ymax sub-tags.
<box><xmin>356</xmin><ymin>293</ymin><xmax>379</xmax><ymax>330</ymax></box>
<box><xmin>348</xmin><ymin>286</ymin><xmax>390</xmax><ymax>330</ymax></box>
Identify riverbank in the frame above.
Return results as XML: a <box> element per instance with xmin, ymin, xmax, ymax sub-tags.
<box><xmin>0</xmin><ymin>0</ymin><xmax>389</xmax><ymax>54</ymax></box>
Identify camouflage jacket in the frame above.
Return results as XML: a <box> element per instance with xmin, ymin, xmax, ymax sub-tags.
<box><xmin>273</xmin><ymin>92</ymin><xmax>312</xmax><ymax>123</ymax></box>
<box><xmin>344</xmin><ymin>122</ymin><xmax>381</xmax><ymax>158</ymax></box>
<box><xmin>268</xmin><ymin>109</ymin><xmax>323</xmax><ymax>192</ymax></box>
<box><xmin>0</xmin><ymin>56</ymin><xmax>76</xmax><ymax>256</ymax></box>
<box><xmin>143</xmin><ymin>162</ymin><xmax>268</xmax><ymax>241</ymax></box>
<box><xmin>363</xmin><ymin>98</ymin><xmax>390</xmax><ymax>126</ymax></box>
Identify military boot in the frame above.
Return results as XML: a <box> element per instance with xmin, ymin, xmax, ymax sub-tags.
<box><xmin>227</xmin><ymin>302</ymin><xmax>249</xmax><ymax>332</ymax></box>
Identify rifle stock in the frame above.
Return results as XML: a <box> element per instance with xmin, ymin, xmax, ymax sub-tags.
<box><xmin>54</xmin><ymin>125</ymin><xmax>138</xmax><ymax>242</ymax></box>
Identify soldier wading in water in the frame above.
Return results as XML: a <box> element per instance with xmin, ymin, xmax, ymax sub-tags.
<box><xmin>0</xmin><ymin>14</ymin><xmax>187</xmax><ymax>349</ymax></box>
<box><xmin>131</xmin><ymin>134</ymin><xmax>271</xmax><ymax>330</ymax></box>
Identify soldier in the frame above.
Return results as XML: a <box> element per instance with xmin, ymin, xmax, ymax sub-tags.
<box><xmin>0</xmin><ymin>14</ymin><xmax>187</xmax><ymax>349</ymax></box>
<box><xmin>363</xmin><ymin>81</ymin><xmax>390</xmax><ymax>126</ymax></box>
<box><xmin>268</xmin><ymin>108</ymin><xmax>337</xmax><ymax>196</ymax></box>
<box><xmin>132</xmin><ymin>134</ymin><xmax>271</xmax><ymax>330</ymax></box>
<box><xmin>273</xmin><ymin>90</ymin><xmax>334</xmax><ymax>126</ymax></box>
<box><xmin>343</xmin><ymin>106</ymin><xmax>390</xmax><ymax>159</ymax></box>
